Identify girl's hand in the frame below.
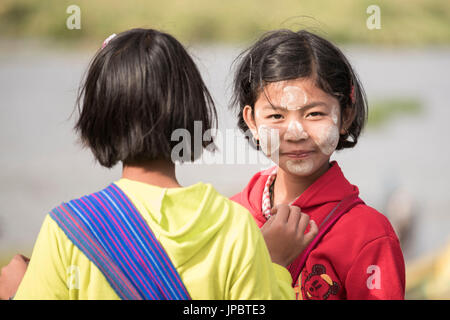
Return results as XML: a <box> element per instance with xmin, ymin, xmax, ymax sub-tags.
<box><xmin>261</xmin><ymin>204</ymin><xmax>318</xmax><ymax>267</ymax></box>
<box><xmin>0</xmin><ymin>254</ymin><xmax>30</xmax><ymax>300</ymax></box>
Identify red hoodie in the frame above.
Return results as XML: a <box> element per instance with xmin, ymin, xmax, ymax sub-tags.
<box><xmin>231</xmin><ymin>161</ymin><xmax>405</xmax><ymax>300</ymax></box>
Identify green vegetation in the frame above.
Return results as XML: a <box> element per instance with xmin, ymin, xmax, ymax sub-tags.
<box><xmin>368</xmin><ymin>97</ymin><xmax>423</xmax><ymax>128</ymax></box>
<box><xmin>0</xmin><ymin>0</ymin><xmax>449</xmax><ymax>46</ymax></box>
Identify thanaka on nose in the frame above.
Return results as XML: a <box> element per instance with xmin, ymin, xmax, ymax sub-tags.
<box><xmin>284</xmin><ymin>120</ymin><xmax>309</xmax><ymax>141</ymax></box>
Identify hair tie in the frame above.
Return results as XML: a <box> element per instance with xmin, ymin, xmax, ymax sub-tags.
<box><xmin>101</xmin><ymin>33</ymin><xmax>117</xmax><ymax>49</ymax></box>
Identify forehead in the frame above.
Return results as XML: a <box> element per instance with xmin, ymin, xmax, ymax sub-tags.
<box><xmin>265</xmin><ymin>78</ymin><xmax>327</xmax><ymax>99</ymax></box>
<box><xmin>256</xmin><ymin>78</ymin><xmax>339</xmax><ymax>109</ymax></box>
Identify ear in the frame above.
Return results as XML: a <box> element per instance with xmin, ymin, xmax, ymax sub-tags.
<box><xmin>340</xmin><ymin>106</ymin><xmax>356</xmax><ymax>135</ymax></box>
<box><xmin>243</xmin><ymin>105</ymin><xmax>259</xmax><ymax>138</ymax></box>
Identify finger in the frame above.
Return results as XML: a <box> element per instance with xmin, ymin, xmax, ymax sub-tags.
<box><xmin>269</xmin><ymin>207</ymin><xmax>277</xmax><ymax>217</ymax></box>
<box><xmin>273</xmin><ymin>204</ymin><xmax>290</xmax><ymax>223</ymax></box>
<box><xmin>271</xmin><ymin>202</ymin><xmax>284</xmax><ymax>215</ymax></box>
<box><xmin>297</xmin><ymin>212</ymin><xmax>311</xmax><ymax>234</ymax></box>
<box><xmin>303</xmin><ymin>220</ymin><xmax>318</xmax><ymax>245</ymax></box>
<box><xmin>287</xmin><ymin>205</ymin><xmax>301</xmax><ymax>230</ymax></box>
<box><xmin>261</xmin><ymin>214</ymin><xmax>274</xmax><ymax>229</ymax></box>
<box><xmin>11</xmin><ymin>254</ymin><xmax>26</xmax><ymax>266</ymax></box>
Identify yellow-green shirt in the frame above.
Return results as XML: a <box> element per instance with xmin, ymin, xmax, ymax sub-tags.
<box><xmin>15</xmin><ymin>179</ymin><xmax>294</xmax><ymax>300</ymax></box>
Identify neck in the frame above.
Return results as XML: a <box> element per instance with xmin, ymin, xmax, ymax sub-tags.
<box><xmin>122</xmin><ymin>159</ymin><xmax>181</xmax><ymax>188</ymax></box>
<box><xmin>273</xmin><ymin>161</ymin><xmax>331</xmax><ymax>206</ymax></box>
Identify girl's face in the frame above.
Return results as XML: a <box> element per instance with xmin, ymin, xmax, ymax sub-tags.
<box><xmin>244</xmin><ymin>78</ymin><xmax>346</xmax><ymax>177</ymax></box>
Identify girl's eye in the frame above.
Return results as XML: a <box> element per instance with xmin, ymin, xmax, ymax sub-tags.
<box><xmin>268</xmin><ymin>114</ymin><xmax>284</xmax><ymax>120</ymax></box>
<box><xmin>306</xmin><ymin>112</ymin><xmax>325</xmax><ymax>118</ymax></box>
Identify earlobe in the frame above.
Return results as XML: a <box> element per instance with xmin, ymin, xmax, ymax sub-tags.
<box><xmin>243</xmin><ymin>105</ymin><xmax>259</xmax><ymax>137</ymax></box>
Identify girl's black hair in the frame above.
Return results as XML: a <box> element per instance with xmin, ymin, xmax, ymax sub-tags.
<box><xmin>75</xmin><ymin>28</ymin><xmax>217</xmax><ymax>168</ymax></box>
<box><xmin>231</xmin><ymin>29</ymin><xmax>368</xmax><ymax>150</ymax></box>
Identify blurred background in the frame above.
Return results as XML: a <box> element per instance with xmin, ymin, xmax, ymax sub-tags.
<box><xmin>0</xmin><ymin>0</ymin><xmax>449</xmax><ymax>299</ymax></box>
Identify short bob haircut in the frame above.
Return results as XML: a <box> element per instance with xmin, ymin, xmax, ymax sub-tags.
<box><xmin>231</xmin><ymin>29</ymin><xmax>368</xmax><ymax>150</ymax></box>
<box><xmin>75</xmin><ymin>28</ymin><xmax>217</xmax><ymax>168</ymax></box>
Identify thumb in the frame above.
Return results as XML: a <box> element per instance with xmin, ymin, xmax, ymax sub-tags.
<box><xmin>270</xmin><ymin>205</ymin><xmax>280</xmax><ymax>215</ymax></box>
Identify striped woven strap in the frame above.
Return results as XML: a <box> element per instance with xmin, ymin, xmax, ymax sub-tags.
<box><xmin>49</xmin><ymin>183</ymin><xmax>191</xmax><ymax>300</ymax></box>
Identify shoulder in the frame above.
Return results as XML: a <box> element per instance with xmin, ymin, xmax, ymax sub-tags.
<box><xmin>39</xmin><ymin>212</ymin><xmax>72</xmax><ymax>245</ymax></box>
<box><xmin>318</xmin><ymin>203</ymin><xmax>404</xmax><ymax>283</ymax></box>
<box><xmin>209</xmin><ymin>189</ymin><xmax>264</xmax><ymax>246</ymax></box>
<box><xmin>45</xmin><ymin>192</ymin><xmax>105</xmax><ymax>262</ymax></box>
<box><xmin>39</xmin><ymin>212</ymin><xmax>78</xmax><ymax>260</ymax></box>
<box><xmin>334</xmin><ymin>203</ymin><xmax>399</xmax><ymax>246</ymax></box>
<box><xmin>196</xmin><ymin>188</ymin><xmax>268</xmax><ymax>281</ymax></box>
<box><xmin>219</xmin><ymin>191</ymin><xmax>260</xmax><ymax>231</ymax></box>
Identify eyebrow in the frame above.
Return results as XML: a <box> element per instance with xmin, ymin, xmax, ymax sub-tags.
<box><xmin>261</xmin><ymin>101</ymin><xmax>329</xmax><ymax>111</ymax></box>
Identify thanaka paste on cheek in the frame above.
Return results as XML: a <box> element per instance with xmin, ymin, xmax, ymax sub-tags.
<box><xmin>317</xmin><ymin>125</ymin><xmax>339</xmax><ymax>155</ymax></box>
<box><xmin>310</xmin><ymin>104</ymin><xmax>340</xmax><ymax>156</ymax></box>
<box><xmin>331</xmin><ymin>106</ymin><xmax>339</xmax><ymax>125</ymax></box>
<box><xmin>257</xmin><ymin>124</ymin><xmax>281</xmax><ymax>156</ymax></box>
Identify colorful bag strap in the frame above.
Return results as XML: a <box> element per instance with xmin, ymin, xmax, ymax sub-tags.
<box><xmin>49</xmin><ymin>183</ymin><xmax>191</xmax><ymax>300</ymax></box>
<box><xmin>288</xmin><ymin>195</ymin><xmax>364</xmax><ymax>286</ymax></box>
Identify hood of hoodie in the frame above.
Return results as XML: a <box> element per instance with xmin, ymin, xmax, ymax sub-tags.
<box><xmin>115</xmin><ymin>178</ymin><xmax>229</xmax><ymax>268</ymax></box>
<box><xmin>230</xmin><ymin>161</ymin><xmax>360</xmax><ymax>227</ymax></box>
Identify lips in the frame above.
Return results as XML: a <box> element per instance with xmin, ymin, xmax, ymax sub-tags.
<box><xmin>281</xmin><ymin>150</ymin><xmax>314</xmax><ymax>159</ymax></box>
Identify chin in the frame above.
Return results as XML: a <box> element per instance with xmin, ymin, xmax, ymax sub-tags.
<box><xmin>281</xmin><ymin>158</ymin><xmax>317</xmax><ymax>176</ymax></box>
<box><xmin>279</xmin><ymin>155</ymin><xmax>331</xmax><ymax>178</ymax></box>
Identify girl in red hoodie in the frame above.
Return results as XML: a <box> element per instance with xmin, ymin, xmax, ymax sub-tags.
<box><xmin>230</xmin><ymin>29</ymin><xmax>405</xmax><ymax>300</ymax></box>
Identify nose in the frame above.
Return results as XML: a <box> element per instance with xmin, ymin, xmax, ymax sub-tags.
<box><xmin>284</xmin><ymin>120</ymin><xmax>309</xmax><ymax>141</ymax></box>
